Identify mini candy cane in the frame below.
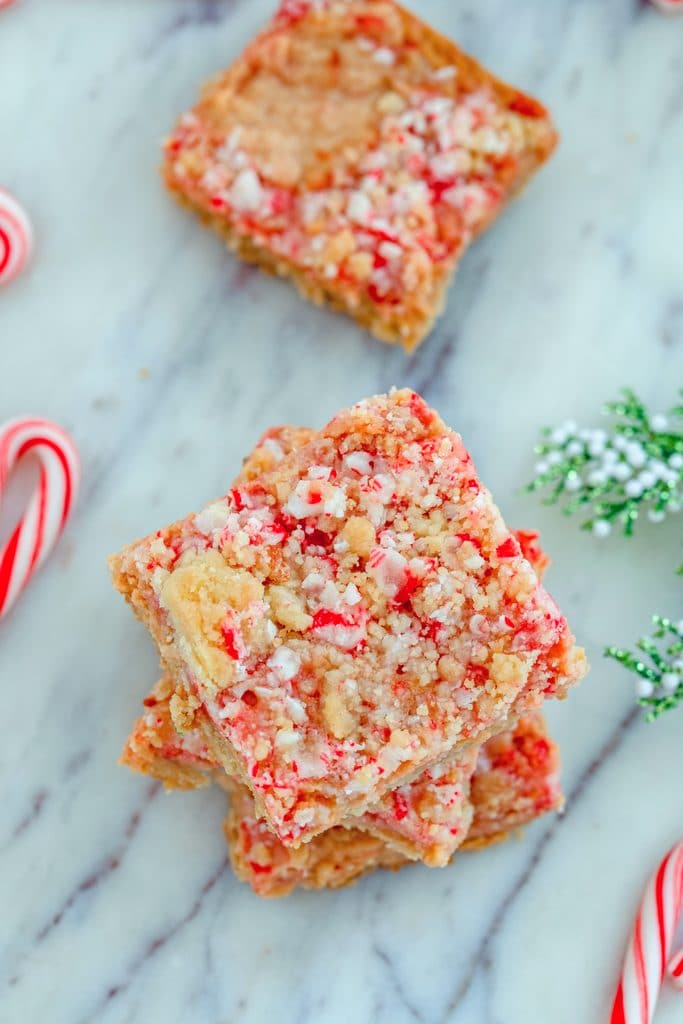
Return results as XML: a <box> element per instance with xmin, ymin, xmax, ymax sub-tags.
<box><xmin>668</xmin><ymin>947</ymin><xmax>683</xmax><ymax>990</ymax></box>
<box><xmin>610</xmin><ymin>841</ymin><xmax>683</xmax><ymax>1024</ymax></box>
<box><xmin>0</xmin><ymin>418</ymin><xmax>80</xmax><ymax>620</ymax></box>
<box><xmin>650</xmin><ymin>0</ymin><xmax>683</xmax><ymax>10</ymax></box>
<box><xmin>0</xmin><ymin>186</ymin><xmax>33</xmax><ymax>286</ymax></box>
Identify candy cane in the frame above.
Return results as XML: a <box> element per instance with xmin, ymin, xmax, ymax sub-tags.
<box><xmin>610</xmin><ymin>841</ymin><xmax>683</xmax><ymax>1024</ymax></box>
<box><xmin>650</xmin><ymin>0</ymin><xmax>683</xmax><ymax>11</ymax></box>
<box><xmin>0</xmin><ymin>418</ymin><xmax>80</xmax><ymax>620</ymax></box>
<box><xmin>0</xmin><ymin>186</ymin><xmax>33</xmax><ymax>286</ymax></box>
<box><xmin>668</xmin><ymin>947</ymin><xmax>683</xmax><ymax>990</ymax></box>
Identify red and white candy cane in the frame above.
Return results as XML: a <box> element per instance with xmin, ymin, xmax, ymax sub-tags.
<box><xmin>0</xmin><ymin>186</ymin><xmax>33</xmax><ymax>286</ymax></box>
<box><xmin>0</xmin><ymin>418</ymin><xmax>80</xmax><ymax>620</ymax></box>
<box><xmin>669</xmin><ymin>947</ymin><xmax>683</xmax><ymax>989</ymax></box>
<box><xmin>611</xmin><ymin>841</ymin><xmax>683</xmax><ymax>1023</ymax></box>
<box><xmin>650</xmin><ymin>0</ymin><xmax>683</xmax><ymax>11</ymax></box>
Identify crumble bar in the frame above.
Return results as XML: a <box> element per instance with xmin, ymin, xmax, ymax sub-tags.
<box><xmin>111</xmin><ymin>390</ymin><xmax>586</xmax><ymax>846</ymax></box>
<box><xmin>123</xmin><ymin>686</ymin><xmax>560</xmax><ymax>897</ymax></box>
<box><xmin>163</xmin><ymin>0</ymin><xmax>557</xmax><ymax>349</ymax></box>
<box><xmin>124</xmin><ymin>674</ymin><xmax>476</xmax><ymax>867</ymax></box>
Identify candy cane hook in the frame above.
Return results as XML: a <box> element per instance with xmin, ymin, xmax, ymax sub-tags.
<box><xmin>0</xmin><ymin>418</ymin><xmax>80</xmax><ymax>620</ymax></box>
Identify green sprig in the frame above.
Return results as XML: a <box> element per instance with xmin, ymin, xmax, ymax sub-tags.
<box><xmin>527</xmin><ymin>389</ymin><xmax>683</xmax><ymax>536</ymax></box>
<box><xmin>605</xmin><ymin>616</ymin><xmax>683</xmax><ymax>720</ymax></box>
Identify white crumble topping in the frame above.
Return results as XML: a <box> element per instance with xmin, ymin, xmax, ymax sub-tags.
<box><xmin>343</xmin><ymin>450</ymin><xmax>373</xmax><ymax>475</ymax></box>
<box><xmin>323</xmin><ymin>485</ymin><xmax>347</xmax><ymax>517</ymax></box>
<box><xmin>303</xmin><ymin>571</ymin><xmax>328</xmax><ymax>592</ymax></box>
<box><xmin>268</xmin><ymin>646</ymin><xmax>301</xmax><ymax>681</ymax></box>
<box><xmin>150</xmin><ymin>565</ymin><xmax>169</xmax><ymax>594</ymax></box>
<box><xmin>274</xmin><ymin>728</ymin><xmax>299</xmax><ymax>749</ymax></box>
<box><xmin>230</xmin><ymin>168</ymin><xmax>264</xmax><ymax>212</ymax></box>
<box><xmin>311</xmin><ymin>617</ymin><xmax>366</xmax><ymax>651</ymax></box>
<box><xmin>347</xmin><ymin>190</ymin><xmax>372</xmax><ymax>224</ymax></box>
<box><xmin>285</xmin><ymin>479</ymin><xmax>324</xmax><ymax>518</ymax></box>
<box><xmin>469</xmin><ymin>614</ymin><xmax>489</xmax><ymax>638</ymax></box>
<box><xmin>319</xmin><ymin>579</ymin><xmax>343</xmax><ymax>609</ymax></box>
<box><xmin>373</xmin><ymin>47</ymin><xmax>396</xmax><ymax>65</ymax></box>
<box><xmin>194</xmin><ymin>501</ymin><xmax>231</xmax><ymax>536</ymax></box>
<box><xmin>367</xmin><ymin>547</ymin><xmax>409</xmax><ymax>597</ymax></box>
<box><xmin>261</xmin><ymin>438</ymin><xmax>285</xmax><ymax>461</ymax></box>
<box><xmin>216</xmin><ymin>699</ymin><xmax>239</xmax><ymax>721</ymax></box>
<box><xmin>200</xmin><ymin>166</ymin><xmax>226</xmax><ymax>192</ymax></box>
<box><xmin>285</xmin><ymin>696</ymin><xmax>308</xmax><ymax>724</ymax></box>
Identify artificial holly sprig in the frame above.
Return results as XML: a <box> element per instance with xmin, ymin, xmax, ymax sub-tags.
<box><xmin>606</xmin><ymin>616</ymin><xmax>683</xmax><ymax>720</ymax></box>
<box><xmin>527</xmin><ymin>389</ymin><xmax>683</xmax><ymax>536</ymax></box>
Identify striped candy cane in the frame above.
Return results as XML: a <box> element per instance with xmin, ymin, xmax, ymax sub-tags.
<box><xmin>0</xmin><ymin>418</ymin><xmax>80</xmax><ymax>620</ymax></box>
<box><xmin>668</xmin><ymin>947</ymin><xmax>683</xmax><ymax>990</ymax></box>
<box><xmin>0</xmin><ymin>187</ymin><xmax>33</xmax><ymax>286</ymax></box>
<box><xmin>610</xmin><ymin>841</ymin><xmax>683</xmax><ymax>1023</ymax></box>
<box><xmin>650</xmin><ymin>0</ymin><xmax>683</xmax><ymax>10</ymax></box>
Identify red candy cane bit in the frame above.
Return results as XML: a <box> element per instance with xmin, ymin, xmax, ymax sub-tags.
<box><xmin>248</xmin><ymin>860</ymin><xmax>273</xmax><ymax>875</ymax></box>
<box><xmin>508</xmin><ymin>92</ymin><xmax>548</xmax><ymax>118</ymax></box>
<box><xmin>496</xmin><ymin>536</ymin><xmax>520</xmax><ymax>559</ymax></box>
<box><xmin>610</xmin><ymin>840</ymin><xmax>683</xmax><ymax>1024</ymax></box>
<box><xmin>0</xmin><ymin>186</ymin><xmax>33</xmax><ymax>286</ymax></box>
<box><xmin>0</xmin><ymin>418</ymin><xmax>80</xmax><ymax>620</ymax></box>
<box><xmin>220</xmin><ymin>621</ymin><xmax>242</xmax><ymax>660</ymax></box>
<box><xmin>391</xmin><ymin>790</ymin><xmax>409</xmax><ymax>821</ymax></box>
<box><xmin>354</xmin><ymin>13</ymin><xmax>386</xmax><ymax>33</ymax></box>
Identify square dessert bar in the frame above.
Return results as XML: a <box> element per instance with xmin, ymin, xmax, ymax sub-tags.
<box><xmin>111</xmin><ymin>390</ymin><xmax>586</xmax><ymax>846</ymax></box>
<box><xmin>121</xmin><ymin>520</ymin><xmax>553</xmax><ymax>870</ymax></box>
<box><xmin>163</xmin><ymin>0</ymin><xmax>557</xmax><ymax>350</ymax></box>
<box><xmin>124</xmin><ymin>674</ymin><xmax>477</xmax><ymax>867</ymax></box>
<box><xmin>120</xmin><ymin>435</ymin><xmax>550</xmax><ymax>868</ymax></box>
<box><xmin>223</xmin><ymin>713</ymin><xmax>562</xmax><ymax>896</ymax></box>
<box><xmin>123</xmin><ymin>686</ymin><xmax>561</xmax><ymax>897</ymax></box>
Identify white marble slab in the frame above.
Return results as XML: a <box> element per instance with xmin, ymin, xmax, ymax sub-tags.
<box><xmin>1</xmin><ymin>2</ymin><xmax>682</xmax><ymax>1022</ymax></box>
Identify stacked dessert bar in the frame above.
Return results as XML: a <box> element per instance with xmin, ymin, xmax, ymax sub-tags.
<box><xmin>163</xmin><ymin>0</ymin><xmax>558</xmax><ymax>350</ymax></box>
<box><xmin>111</xmin><ymin>391</ymin><xmax>587</xmax><ymax>897</ymax></box>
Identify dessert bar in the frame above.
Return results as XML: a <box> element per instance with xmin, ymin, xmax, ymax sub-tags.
<box><xmin>123</xmin><ymin>686</ymin><xmax>560</xmax><ymax>897</ymax></box>
<box><xmin>111</xmin><ymin>390</ymin><xmax>585</xmax><ymax>846</ymax></box>
<box><xmin>224</xmin><ymin>713</ymin><xmax>562</xmax><ymax>896</ymax></box>
<box><xmin>124</xmin><ymin>674</ymin><xmax>476</xmax><ymax>866</ymax></box>
<box><xmin>163</xmin><ymin>0</ymin><xmax>557</xmax><ymax>349</ymax></box>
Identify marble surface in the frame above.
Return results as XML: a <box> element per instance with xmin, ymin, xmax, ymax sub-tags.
<box><xmin>2</xmin><ymin>2</ymin><xmax>683</xmax><ymax>1022</ymax></box>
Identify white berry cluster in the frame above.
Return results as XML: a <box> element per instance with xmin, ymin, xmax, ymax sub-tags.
<box><xmin>529</xmin><ymin>391</ymin><xmax>683</xmax><ymax>536</ymax></box>
<box><xmin>606</xmin><ymin>616</ymin><xmax>683</xmax><ymax>719</ymax></box>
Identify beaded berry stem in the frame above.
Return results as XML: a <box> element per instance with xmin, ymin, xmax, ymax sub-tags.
<box><xmin>606</xmin><ymin>617</ymin><xmax>683</xmax><ymax>720</ymax></box>
<box><xmin>527</xmin><ymin>390</ymin><xmax>683</xmax><ymax>537</ymax></box>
